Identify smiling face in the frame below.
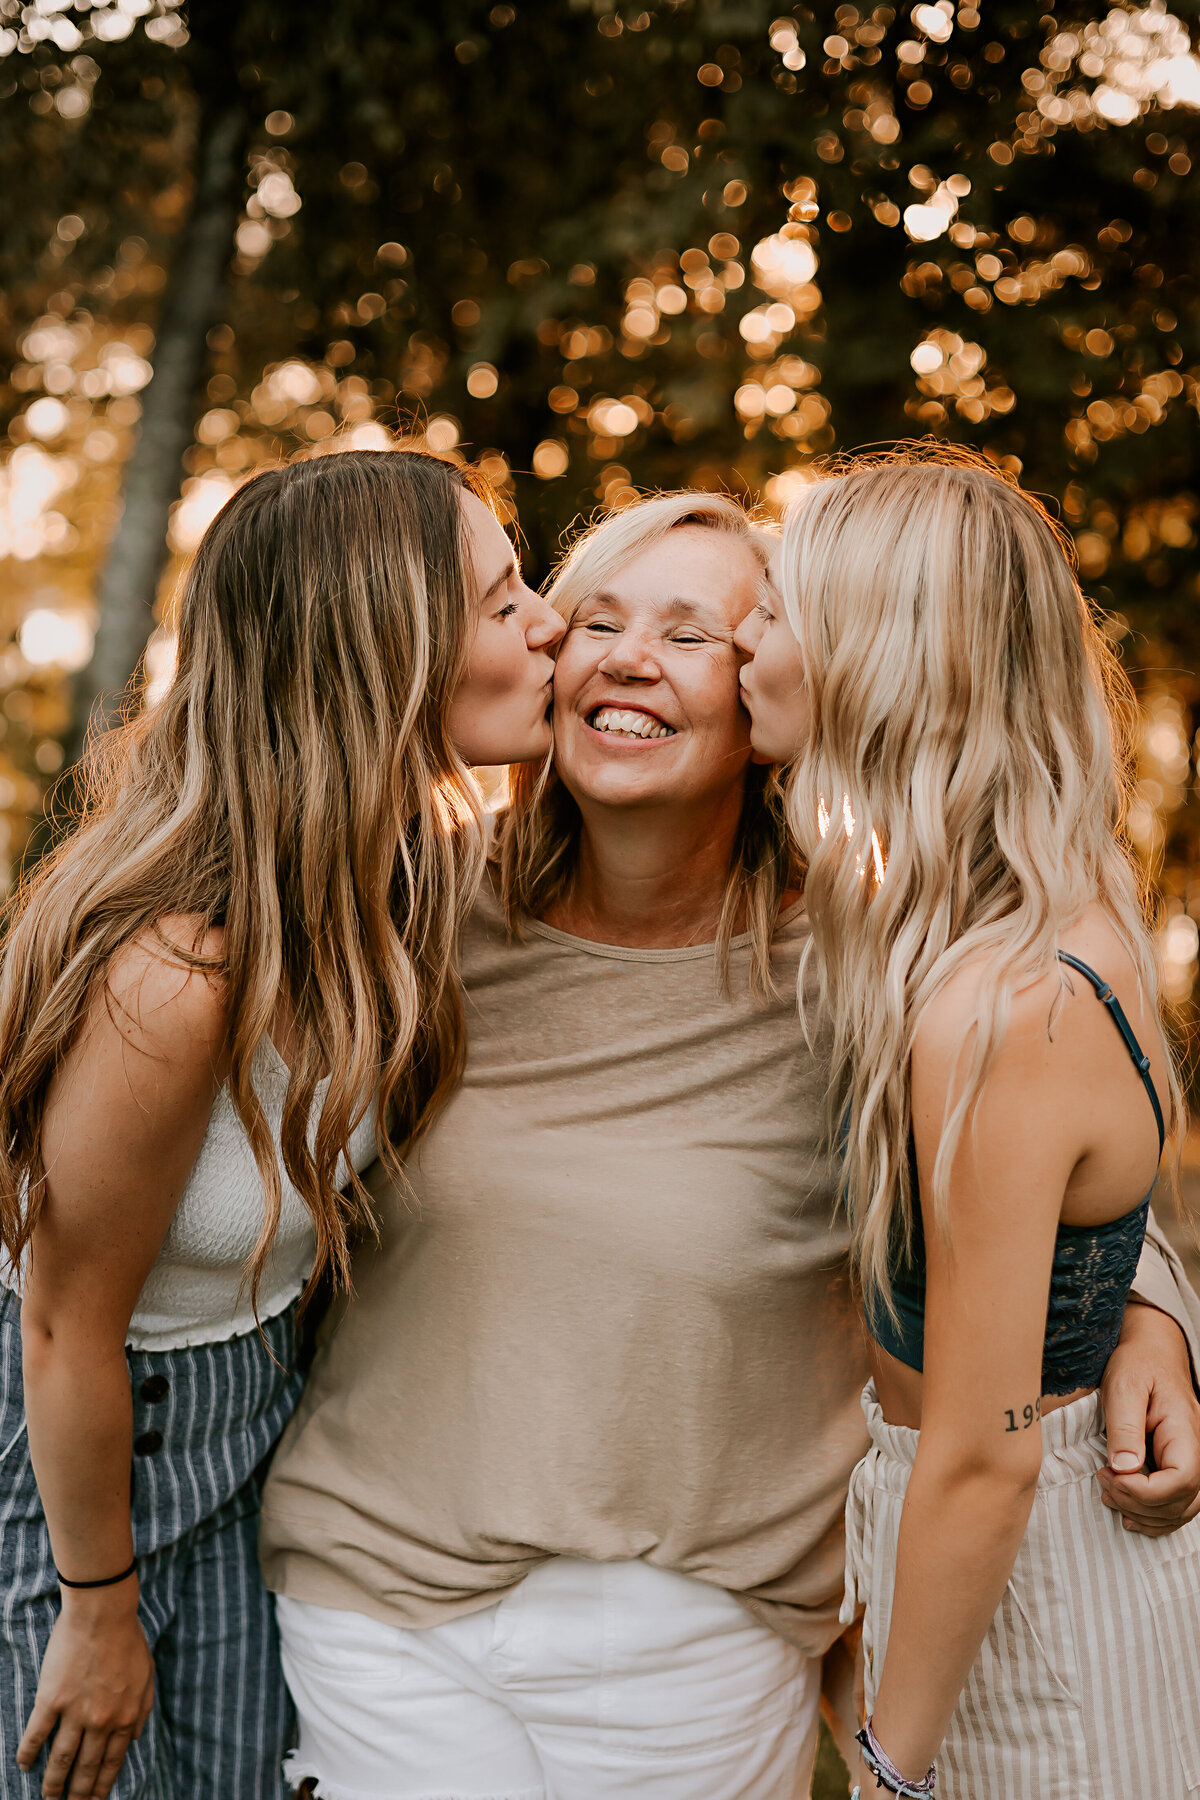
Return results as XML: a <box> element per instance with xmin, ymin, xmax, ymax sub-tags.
<box><xmin>733</xmin><ymin>567</ymin><xmax>811</xmax><ymax>766</ymax></box>
<box><xmin>552</xmin><ymin>524</ymin><xmax>765</xmax><ymax>815</ymax></box>
<box><xmin>446</xmin><ymin>489</ymin><xmax>565</xmax><ymax>766</ymax></box>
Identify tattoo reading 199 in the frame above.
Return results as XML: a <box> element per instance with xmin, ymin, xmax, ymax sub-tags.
<box><xmin>1004</xmin><ymin>1400</ymin><xmax>1042</xmax><ymax>1432</ymax></box>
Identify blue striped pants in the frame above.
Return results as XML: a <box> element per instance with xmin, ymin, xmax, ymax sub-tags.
<box><xmin>0</xmin><ymin>1287</ymin><xmax>302</xmax><ymax>1799</ymax></box>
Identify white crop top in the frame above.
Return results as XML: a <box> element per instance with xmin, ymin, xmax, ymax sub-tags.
<box><xmin>2</xmin><ymin>1037</ymin><xmax>378</xmax><ymax>1351</ymax></box>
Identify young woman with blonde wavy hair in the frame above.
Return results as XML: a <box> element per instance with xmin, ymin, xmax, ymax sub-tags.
<box><xmin>0</xmin><ymin>446</ymin><xmax>562</xmax><ymax>1800</ymax></box>
<box><xmin>737</xmin><ymin>445</ymin><xmax>1200</xmax><ymax>1797</ymax></box>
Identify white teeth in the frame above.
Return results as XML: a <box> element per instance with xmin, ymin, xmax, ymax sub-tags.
<box><xmin>589</xmin><ymin>706</ymin><xmax>676</xmax><ymax>740</ymax></box>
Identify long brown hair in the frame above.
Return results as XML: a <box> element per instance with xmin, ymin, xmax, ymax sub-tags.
<box><xmin>0</xmin><ymin>447</ymin><xmax>493</xmax><ymax>1306</ymax></box>
<box><xmin>498</xmin><ymin>491</ymin><xmax>798</xmax><ymax>996</ymax></box>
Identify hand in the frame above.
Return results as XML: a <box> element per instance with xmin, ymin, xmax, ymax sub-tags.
<box><xmin>16</xmin><ymin>1587</ymin><xmax>155</xmax><ymax>1800</ymax></box>
<box><xmin>1099</xmin><ymin>1301</ymin><xmax>1200</xmax><ymax>1536</ymax></box>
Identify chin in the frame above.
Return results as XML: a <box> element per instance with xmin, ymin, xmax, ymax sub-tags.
<box><xmin>502</xmin><ymin>738</ymin><xmax>551</xmax><ymax>767</ymax></box>
<box><xmin>575</xmin><ymin>772</ymin><xmax>672</xmax><ymax>810</ymax></box>
<box><xmin>746</xmin><ymin>727</ymin><xmax>779</xmax><ymax>764</ymax></box>
<box><xmin>499</xmin><ymin>715</ymin><xmax>555</xmax><ymax>765</ymax></box>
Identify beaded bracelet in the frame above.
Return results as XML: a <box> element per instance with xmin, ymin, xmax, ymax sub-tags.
<box><xmin>56</xmin><ymin>1558</ymin><xmax>137</xmax><ymax>1591</ymax></box>
<box><xmin>852</xmin><ymin>1720</ymin><xmax>937</xmax><ymax>1798</ymax></box>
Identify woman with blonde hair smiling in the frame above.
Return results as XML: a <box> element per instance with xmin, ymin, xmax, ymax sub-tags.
<box><xmin>737</xmin><ymin>445</ymin><xmax>1200</xmax><ymax>1797</ymax></box>
<box><xmin>0</xmin><ymin>446</ymin><xmax>562</xmax><ymax>1800</ymax></box>
<box><xmin>259</xmin><ymin>484</ymin><xmax>1200</xmax><ymax>1800</ymax></box>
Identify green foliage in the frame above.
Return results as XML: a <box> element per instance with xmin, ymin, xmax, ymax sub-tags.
<box><xmin>6</xmin><ymin>2</ymin><xmax>1198</xmax><ymax>585</ymax></box>
<box><xmin>2</xmin><ymin>0</ymin><xmax>1199</xmax><ymax>961</ymax></box>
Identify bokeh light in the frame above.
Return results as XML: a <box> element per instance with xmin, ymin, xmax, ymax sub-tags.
<box><xmin>19</xmin><ymin>608</ymin><xmax>94</xmax><ymax>671</ymax></box>
<box><xmin>2</xmin><ymin>0</ymin><xmax>1200</xmax><ymax>1054</ymax></box>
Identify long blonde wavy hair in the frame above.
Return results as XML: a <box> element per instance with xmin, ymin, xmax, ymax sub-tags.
<box><xmin>0</xmin><ymin>447</ymin><xmax>492</xmax><ymax>1307</ymax></box>
<box><xmin>776</xmin><ymin>444</ymin><xmax>1180</xmax><ymax>1308</ymax></box>
<box><xmin>498</xmin><ymin>491</ymin><xmax>799</xmax><ymax>994</ymax></box>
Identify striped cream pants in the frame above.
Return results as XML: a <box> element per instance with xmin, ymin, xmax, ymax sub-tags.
<box><xmin>842</xmin><ymin>1382</ymin><xmax>1200</xmax><ymax>1798</ymax></box>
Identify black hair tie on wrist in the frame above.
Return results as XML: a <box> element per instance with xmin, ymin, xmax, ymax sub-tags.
<box><xmin>56</xmin><ymin>1559</ymin><xmax>137</xmax><ymax>1591</ymax></box>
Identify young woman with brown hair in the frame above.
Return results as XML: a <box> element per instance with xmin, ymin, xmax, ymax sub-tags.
<box><xmin>737</xmin><ymin>445</ymin><xmax>1200</xmax><ymax>1797</ymax></box>
<box><xmin>0</xmin><ymin>447</ymin><xmax>562</xmax><ymax>1800</ymax></box>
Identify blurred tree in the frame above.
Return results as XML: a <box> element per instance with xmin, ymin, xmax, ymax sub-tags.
<box><xmin>1</xmin><ymin>0</ymin><xmax>1199</xmax><ymax>1012</ymax></box>
<box><xmin>67</xmin><ymin>0</ymin><xmax>248</xmax><ymax>763</ymax></box>
<box><xmin>6</xmin><ymin>5</ymin><xmax>1200</xmax><ymax>608</ymax></box>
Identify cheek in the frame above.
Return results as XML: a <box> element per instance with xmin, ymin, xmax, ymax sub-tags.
<box><xmin>763</xmin><ymin>630</ymin><xmax>804</xmax><ymax>705</ymax></box>
<box><xmin>551</xmin><ymin>639</ymin><xmax>597</xmax><ymax>715</ymax></box>
<box><xmin>690</xmin><ymin>661</ymin><xmax>752</xmax><ymax>752</ymax></box>
<box><xmin>463</xmin><ymin>623</ymin><xmax>524</xmax><ymax>707</ymax></box>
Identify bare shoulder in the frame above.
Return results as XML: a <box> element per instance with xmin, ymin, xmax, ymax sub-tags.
<box><xmin>1055</xmin><ymin>904</ymin><xmax>1150</xmax><ymax>1016</ymax></box>
<box><xmin>1054</xmin><ymin>904</ymin><xmax>1170</xmax><ymax>1091</ymax></box>
<box><xmin>914</xmin><ymin>952</ymin><xmax>1060</xmax><ymax>1061</ymax></box>
<box><xmin>913</xmin><ymin>906</ymin><xmax>1160</xmax><ymax>1108</ymax></box>
<box><xmin>95</xmin><ymin>913</ymin><xmax>229</xmax><ymax>1069</ymax></box>
<box><xmin>911</xmin><ymin>952</ymin><xmax>1076</xmax><ymax>1123</ymax></box>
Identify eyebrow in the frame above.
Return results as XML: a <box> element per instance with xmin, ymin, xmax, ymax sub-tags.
<box><xmin>480</xmin><ymin>559</ymin><xmax>516</xmax><ymax>604</ymax></box>
<box><xmin>580</xmin><ymin>591</ymin><xmax>726</xmax><ymax>627</ymax></box>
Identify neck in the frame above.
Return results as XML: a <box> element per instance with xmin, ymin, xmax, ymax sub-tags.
<box><xmin>546</xmin><ymin>788</ymin><xmax>745</xmax><ymax>948</ymax></box>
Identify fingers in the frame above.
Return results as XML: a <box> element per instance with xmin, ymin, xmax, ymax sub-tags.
<box><xmin>1149</xmin><ymin>1411</ymin><xmax>1200</xmax><ymax>1509</ymax></box>
<box><xmin>1097</xmin><ymin>1373</ymin><xmax>1150</xmax><ymax>1477</ymax></box>
<box><xmin>24</xmin><ymin>1725</ymin><xmax>136</xmax><ymax>1800</ymax></box>
<box><xmin>1099</xmin><ymin>1337</ymin><xmax>1200</xmax><ymax>1532</ymax></box>
<box><xmin>36</xmin><ymin>1718</ymin><xmax>82</xmax><ymax>1800</ymax></box>
<box><xmin>1098</xmin><ymin>1464</ymin><xmax>1200</xmax><ymax>1534</ymax></box>
<box><xmin>16</xmin><ymin>1697</ymin><xmax>60</xmax><ymax>1772</ymax></box>
<box><xmin>1110</xmin><ymin>1436</ymin><xmax>1200</xmax><ymax>1507</ymax></box>
<box><xmin>18</xmin><ymin>1699</ymin><xmax>149</xmax><ymax>1800</ymax></box>
<box><xmin>65</xmin><ymin>1727</ymin><xmax>118</xmax><ymax>1800</ymax></box>
<box><xmin>86</xmin><ymin>1730</ymin><xmax>134</xmax><ymax>1800</ymax></box>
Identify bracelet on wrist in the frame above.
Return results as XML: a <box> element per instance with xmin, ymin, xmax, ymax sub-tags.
<box><xmin>854</xmin><ymin>1720</ymin><xmax>937</xmax><ymax>1797</ymax></box>
<box><xmin>56</xmin><ymin>1558</ymin><xmax>137</xmax><ymax>1591</ymax></box>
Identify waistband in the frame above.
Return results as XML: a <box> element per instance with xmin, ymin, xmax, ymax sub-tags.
<box><xmin>859</xmin><ymin>1381</ymin><xmax>1107</xmax><ymax>1490</ymax></box>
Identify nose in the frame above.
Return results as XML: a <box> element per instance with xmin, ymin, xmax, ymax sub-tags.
<box><xmin>600</xmin><ymin>623</ymin><xmax>661</xmax><ymax>681</ymax></box>
<box><xmin>733</xmin><ymin>608</ymin><xmax>764</xmax><ymax>656</ymax></box>
<box><xmin>525</xmin><ymin>591</ymin><xmax>566</xmax><ymax>651</ymax></box>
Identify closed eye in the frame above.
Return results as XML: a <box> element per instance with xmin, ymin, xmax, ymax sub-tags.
<box><xmin>497</xmin><ymin>600</ymin><xmax>519</xmax><ymax>619</ymax></box>
<box><xmin>754</xmin><ymin>601</ymin><xmax>775</xmax><ymax>622</ymax></box>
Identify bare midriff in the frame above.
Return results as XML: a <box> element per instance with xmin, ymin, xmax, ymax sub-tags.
<box><xmin>872</xmin><ymin>1342</ymin><xmax>1093</xmax><ymax>1432</ymax></box>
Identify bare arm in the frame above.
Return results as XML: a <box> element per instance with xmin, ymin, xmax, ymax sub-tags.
<box><xmin>866</xmin><ymin>977</ymin><xmax>1084</xmax><ymax>1782</ymax></box>
<box><xmin>18</xmin><ymin>928</ymin><xmax>227</xmax><ymax>1800</ymax></box>
<box><xmin>1129</xmin><ymin>1216</ymin><xmax>1200</xmax><ymax>1390</ymax></box>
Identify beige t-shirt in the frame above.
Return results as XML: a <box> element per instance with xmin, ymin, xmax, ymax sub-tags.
<box><xmin>260</xmin><ymin>880</ymin><xmax>868</xmax><ymax>1653</ymax></box>
<box><xmin>258</xmin><ymin>878</ymin><xmax>1200</xmax><ymax>1656</ymax></box>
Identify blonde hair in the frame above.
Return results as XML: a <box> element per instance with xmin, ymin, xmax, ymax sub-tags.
<box><xmin>0</xmin><ymin>448</ymin><xmax>493</xmax><ymax>1308</ymax></box>
<box><xmin>497</xmin><ymin>490</ymin><xmax>798</xmax><ymax>994</ymax></box>
<box><xmin>776</xmin><ymin>444</ymin><xmax>1180</xmax><ymax>1308</ymax></box>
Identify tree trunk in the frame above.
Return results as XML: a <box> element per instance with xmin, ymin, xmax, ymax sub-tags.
<box><xmin>62</xmin><ymin>95</ymin><xmax>247</xmax><ymax>770</ymax></box>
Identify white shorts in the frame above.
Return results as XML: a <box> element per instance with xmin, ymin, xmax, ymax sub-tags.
<box><xmin>276</xmin><ymin>1556</ymin><xmax>822</xmax><ymax>1800</ymax></box>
